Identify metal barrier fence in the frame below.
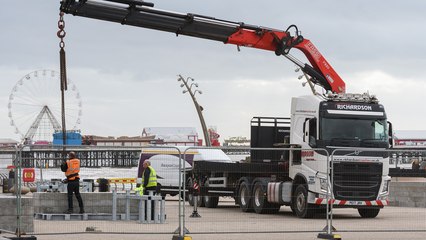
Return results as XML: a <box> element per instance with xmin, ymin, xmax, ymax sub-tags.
<box><xmin>329</xmin><ymin>148</ymin><xmax>426</xmax><ymax>236</ymax></box>
<box><xmin>180</xmin><ymin>146</ymin><xmax>334</xmax><ymax>240</ymax></box>
<box><xmin>0</xmin><ymin>145</ymin><xmax>425</xmax><ymax>240</ymax></box>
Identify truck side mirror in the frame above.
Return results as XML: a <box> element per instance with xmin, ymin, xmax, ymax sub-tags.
<box><xmin>387</xmin><ymin>121</ymin><xmax>393</xmax><ymax>148</ymax></box>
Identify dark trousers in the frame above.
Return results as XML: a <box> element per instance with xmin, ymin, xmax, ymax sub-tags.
<box><xmin>67</xmin><ymin>180</ymin><xmax>84</xmax><ymax>210</ymax></box>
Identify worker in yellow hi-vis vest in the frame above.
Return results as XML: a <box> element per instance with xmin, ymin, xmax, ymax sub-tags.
<box><xmin>136</xmin><ymin>160</ymin><xmax>158</xmax><ymax>196</ymax></box>
<box><xmin>137</xmin><ymin>160</ymin><xmax>159</xmax><ymax>221</ymax></box>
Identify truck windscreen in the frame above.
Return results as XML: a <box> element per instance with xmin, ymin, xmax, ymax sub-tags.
<box><xmin>320</xmin><ymin>118</ymin><xmax>388</xmax><ymax>148</ymax></box>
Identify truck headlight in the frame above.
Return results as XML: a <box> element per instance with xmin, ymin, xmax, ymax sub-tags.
<box><xmin>320</xmin><ymin>178</ymin><xmax>328</xmax><ymax>191</ymax></box>
<box><xmin>382</xmin><ymin>180</ymin><xmax>390</xmax><ymax>193</ymax></box>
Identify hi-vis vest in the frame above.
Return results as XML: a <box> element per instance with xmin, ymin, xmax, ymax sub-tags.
<box><xmin>135</xmin><ymin>185</ymin><xmax>144</xmax><ymax>196</ymax></box>
<box><xmin>65</xmin><ymin>158</ymin><xmax>80</xmax><ymax>181</ymax></box>
<box><xmin>142</xmin><ymin>166</ymin><xmax>157</xmax><ymax>188</ymax></box>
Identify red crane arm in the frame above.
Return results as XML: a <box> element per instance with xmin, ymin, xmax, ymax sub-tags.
<box><xmin>60</xmin><ymin>0</ymin><xmax>345</xmax><ymax>93</ymax></box>
<box><xmin>226</xmin><ymin>29</ymin><xmax>345</xmax><ymax>93</ymax></box>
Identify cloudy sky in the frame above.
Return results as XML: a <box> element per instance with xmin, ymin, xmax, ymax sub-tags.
<box><xmin>1</xmin><ymin>0</ymin><xmax>425</xmax><ymax>143</ymax></box>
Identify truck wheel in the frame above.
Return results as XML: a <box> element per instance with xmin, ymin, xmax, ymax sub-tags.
<box><xmin>293</xmin><ymin>184</ymin><xmax>315</xmax><ymax>218</ymax></box>
<box><xmin>188</xmin><ymin>192</ymin><xmax>194</xmax><ymax>206</ymax></box>
<box><xmin>290</xmin><ymin>203</ymin><xmax>296</xmax><ymax>215</ymax></box>
<box><xmin>252</xmin><ymin>182</ymin><xmax>280</xmax><ymax>214</ymax></box>
<box><xmin>179</xmin><ymin>190</ymin><xmax>186</xmax><ymax>201</ymax></box>
<box><xmin>238</xmin><ymin>181</ymin><xmax>253</xmax><ymax>212</ymax></box>
<box><xmin>358</xmin><ymin>208</ymin><xmax>380</xmax><ymax>218</ymax></box>
<box><xmin>204</xmin><ymin>195</ymin><xmax>219</xmax><ymax>208</ymax></box>
<box><xmin>188</xmin><ymin>193</ymin><xmax>203</xmax><ymax>207</ymax></box>
<box><xmin>203</xmin><ymin>181</ymin><xmax>219</xmax><ymax>208</ymax></box>
<box><xmin>187</xmin><ymin>178</ymin><xmax>195</xmax><ymax>206</ymax></box>
<box><xmin>156</xmin><ymin>183</ymin><xmax>166</xmax><ymax>198</ymax></box>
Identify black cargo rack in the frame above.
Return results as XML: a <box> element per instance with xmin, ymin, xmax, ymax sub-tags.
<box><xmin>250</xmin><ymin>117</ymin><xmax>291</xmax><ymax>162</ymax></box>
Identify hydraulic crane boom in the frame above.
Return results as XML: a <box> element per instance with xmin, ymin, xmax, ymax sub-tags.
<box><xmin>60</xmin><ymin>0</ymin><xmax>345</xmax><ymax>93</ymax></box>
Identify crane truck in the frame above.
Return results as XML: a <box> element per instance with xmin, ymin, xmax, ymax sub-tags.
<box><xmin>60</xmin><ymin>0</ymin><xmax>393</xmax><ymax>218</ymax></box>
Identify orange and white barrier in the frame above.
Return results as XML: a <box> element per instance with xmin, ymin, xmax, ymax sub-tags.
<box><xmin>314</xmin><ymin>198</ymin><xmax>389</xmax><ymax>207</ymax></box>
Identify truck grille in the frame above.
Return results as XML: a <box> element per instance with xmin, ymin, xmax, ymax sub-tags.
<box><xmin>332</xmin><ymin>162</ymin><xmax>382</xmax><ymax>201</ymax></box>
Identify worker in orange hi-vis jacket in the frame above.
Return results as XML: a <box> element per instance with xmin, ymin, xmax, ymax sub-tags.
<box><xmin>61</xmin><ymin>151</ymin><xmax>84</xmax><ymax>214</ymax></box>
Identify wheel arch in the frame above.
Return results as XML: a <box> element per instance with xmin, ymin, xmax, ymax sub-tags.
<box><xmin>252</xmin><ymin>177</ymin><xmax>270</xmax><ymax>192</ymax></box>
<box><xmin>292</xmin><ymin>174</ymin><xmax>308</xmax><ymax>195</ymax></box>
<box><xmin>236</xmin><ymin>177</ymin><xmax>254</xmax><ymax>197</ymax></box>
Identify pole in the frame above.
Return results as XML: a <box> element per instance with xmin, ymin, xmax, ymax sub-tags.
<box><xmin>178</xmin><ymin>75</ymin><xmax>211</xmax><ymax>146</ymax></box>
<box><xmin>15</xmin><ymin>145</ymin><xmax>22</xmax><ymax>237</ymax></box>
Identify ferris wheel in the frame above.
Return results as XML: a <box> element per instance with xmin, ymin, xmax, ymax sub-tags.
<box><xmin>8</xmin><ymin>70</ymin><xmax>82</xmax><ymax>143</ymax></box>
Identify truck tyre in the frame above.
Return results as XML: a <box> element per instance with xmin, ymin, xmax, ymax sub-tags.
<box><xmin>188</xmin><ymin>193</ymin><xmax>203</xmax><ymax>207</ymax></box>
<box><xmin>204</xmin><ymin>195</ymin><xmax>219</xmax><ymax>208</ymax></box>
<box><xmin>293</xmin><ymin>184</ymin><xmax>315</xmax><ymax>218</ymax></box>
<box><xmin>358</xmin><ymin>208</ymin><xmax>380</xmax><ymax>218</ymax></box>
<box><xmin>156</xmin><ymin>183</ymin><xmax>166</xmax><ymax>198</ymax></box>
<box><xmin>290</xmin><ymin>203</ymin><xmax>296</xmax><ymax>215</ymax></box>
<box><xmin>203</xmin><ymin>181</ymin><xmax>219</xmax><ymax>208</ymax></box>
<box><xmin>238</xmin><ymin>181</ymin><xmax>253</xmax><ymax>212</ymax></box>
<box><xmin>179</xmin><ymin>189</ymin><xmax>187</xmax><ymax>201</ymax></box>
<box><xmin>187</xmin><ymin>178</ymin><xmax>195</xmax><ymax>206</ymax></box>
<box><xmin>252</xmin><ymin>182</ymin><xmax>280</xmax><ymax>214</ymax></box>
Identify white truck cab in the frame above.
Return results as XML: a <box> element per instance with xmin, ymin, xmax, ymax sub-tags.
<box><xmin>288</xmin><ymin>92</ymin><xmax>391</xmax><ymax>218</ymax></box>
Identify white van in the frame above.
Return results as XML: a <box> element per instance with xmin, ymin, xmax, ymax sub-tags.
<box><xmin>137</xmin><ymin>147</ymin><xmax>232</xmax><ymax>197</ymax></box>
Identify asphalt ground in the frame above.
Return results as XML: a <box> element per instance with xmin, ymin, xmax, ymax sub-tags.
<box><xmin>1</xmin><ymin>197</ymin><xmax>425</xmax><ymax>240</ymax></box>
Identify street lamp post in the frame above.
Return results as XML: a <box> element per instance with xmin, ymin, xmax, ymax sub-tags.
<box><xmin>178</xmin><ymin>74</ymin><xmax>211</xmax><ymax>146</ymax></box>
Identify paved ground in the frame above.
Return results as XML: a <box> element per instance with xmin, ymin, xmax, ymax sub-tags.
<box><xmin>1</xmin><ymin>197</ymin><xmax>425</xmax><ymax>240</ymax></box>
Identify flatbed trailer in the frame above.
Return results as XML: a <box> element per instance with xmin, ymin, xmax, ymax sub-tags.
<box><xmin>193</xmin><ymin>160</ymin><xmax>290</xmax><ymax>198</ymax></box>
<box><xmin>188</xmin><ymin>117</ymin><xmax>293</xmax><ymax>211</ymax></box>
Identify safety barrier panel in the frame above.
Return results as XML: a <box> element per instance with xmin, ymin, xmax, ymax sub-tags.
<box><xmin>112</xmin><ymin>189</ymin><xmax>166</xmax><ymax>224</ymax></box>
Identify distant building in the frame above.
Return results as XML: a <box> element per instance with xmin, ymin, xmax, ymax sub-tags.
<box><xmin>83</xmin><ymin>135</ymin><xmax>157</xmax><ymax>147</ymax></box>
<box><xmin>142</xmin><ymin>127</ymin><xmax>201</xmax><ymax>146</ymax></box>
<box><xmin>392</xmin><ymin>130</ymin><xmax>426</xmax><ymax>165</ymax></box>
<box><xmin>0</xmin><ymin>138</ymin><xmax>18</xmax><ymax>147</ymax></box>
<box><xmin>394</xmin><ymin>130</ymin><xmax>426</xmax><ymax>147</ymax></box>
<box><xmin>223</xmin><ymin>136</ymin><xmax>250</xmax><ymax>147</ymax></box>
<box><xmin>0</xmin><ymin>139</ymin><xmax>16</xmax><ymax>168</ymax></box>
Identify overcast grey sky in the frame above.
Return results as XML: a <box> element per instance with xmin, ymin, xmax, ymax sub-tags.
<box><xmin>1</xmin><ymin>0</ymin><xmax>426</xmax><ymax>142</ymax></box>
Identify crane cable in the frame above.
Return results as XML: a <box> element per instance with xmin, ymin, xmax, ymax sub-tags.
<box><xmin>57</xmin><ymin>12</ymin><xmax>68</xmax><ymax>161</ymax></box>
